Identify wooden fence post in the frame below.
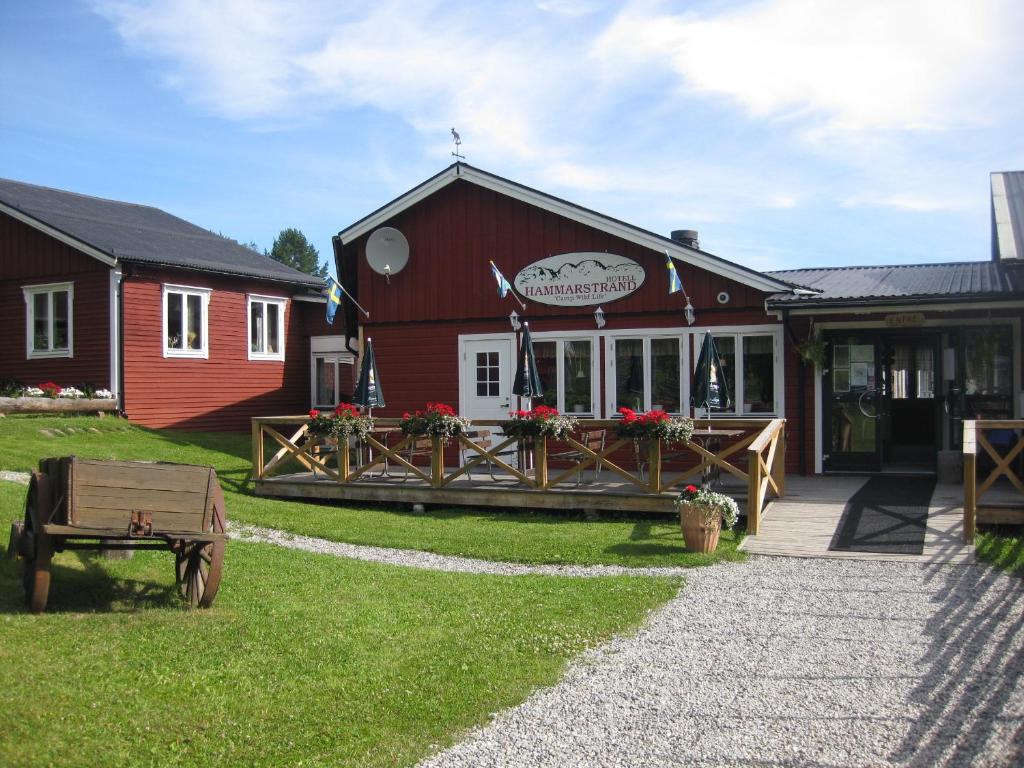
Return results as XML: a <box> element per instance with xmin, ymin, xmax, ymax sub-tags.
<box><xmin>535</xmin><ymin>436</ymin><xmax>548</xmax><ymax>489</ymax></box>
<box><xmin>648</xmin><ymin>439</ymin><xmax>662</xmax><ymax>494</ymax></box>
<box><xmin>747</xmin><ymin>446</ymin><xmax>761</xmax><ymax>535</ymax></box>
<box><xmin>963</xmin><ymin>420</ymin><xmax>976</xmax><ymax>544</ymax></box>
<box><xmin>772</xmin><ymin>425</ymin><xmax>786</xmax><ymax>498</ymax></box>
<box><xmin>339</xmin><ymin>437</ymin><xmax>351</xmax><ymax>483</ymax></box>
<box><xmin>431</xmin><ymin>436</ymin><xmax>443</xmax><ymax>488</ymax></box>
<box><xmin>251</xmin><ymin>421</ymin><xmax>263</xmax><ymax>481</ymax></box>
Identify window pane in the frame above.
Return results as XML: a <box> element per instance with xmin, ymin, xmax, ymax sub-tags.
<box><xmin>742</xmin><ymin>336</ymin><xmax>774</xmax><ymax>413</ymax></box>
<box><xmin>651</xmin><ymin>338</ymin><xmax>680</xmax><ymax>413</ymax></box>
<box><xmin>315</xmin><ymin>357</ymin><xmax>336</xmax><ymax>407</ymax></box>
<box><xmin>533</xmin><ymin>341</ymin><xmax>558</xmax><ymax>410</ymax></box>
<box><xmin>615</xmin><ymin>339</ymin><xmax>644</xmax><ymax>412</ymax></box>
<box><xmin>186</xmin><ymin>294</ymin><xmax>202</xmax><ymax>350</ymax></box>
<box><xmin>33</xmin><ymin>293</ymin><xmax>49</xmax><ymax>351</ymax></box>
<box><xmin>267</xmin><ymin>303</ymin><xmax>280</xmax><ymax>354</ymax></box>
<box><xmin>250</xmin><ymin>302</ymin><xmax>264</xmax><ymax>353</ymax></box>
<box><xmin>564</xmin><ymin>340</ymin><xmax>592</xmax><ymax>414</ymax></box>
<box><xmin>916</xmin><ymin>346</ymin><xmax>934</xmax><ymax>399</ymax></box>
<box><xmin>166</xmin><ymin>293</ymin><xmax>183</xmax><ymax>349</ymax></box>
<box><xmin>52</xmin><ymin>291</ymin><xmax>69</xmax><ymax>350</ymax></box>
<box><xmin>965</xmin><ymin>327</ymin><xmax>1011</xmax><ymax>396</ymax></box>
<box><xmin>712</xmin><ymin>336</ymin><xmax>736</xmax><ymax>412</ymax></box>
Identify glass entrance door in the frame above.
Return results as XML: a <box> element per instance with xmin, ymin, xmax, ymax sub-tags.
<box><xmin>824</xmin><ymin>334</ymin><xmax>881</xmax><ymax>471</ymax></box>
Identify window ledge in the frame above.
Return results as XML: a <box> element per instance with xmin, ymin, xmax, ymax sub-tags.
<box><xmin>164</xmin><ymin>349</ymin><xmax>209</xmax><ymax>360</ymax></box>
<box><xmin>248</xmin><ymin>352</ymin><xmax>285</xmax><ymax>362</ymax></box>
<box><xmin>27</xmin><ymin>349</ymin><xmax>72</xmax><ymax>360</ymax></box>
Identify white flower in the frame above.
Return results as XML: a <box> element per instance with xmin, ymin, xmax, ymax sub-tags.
<box><xmin>58</xmin><ymin>387</ymin><xmax>85</xmax><ymax>399</ymax></box>
<box><xmin>94</xmin><ymin>389</ymin><xmax>114</xmax><ymax>399</ymax></box>
<box><xmin>25</xmin><ymin>387</ymin><xmax>44</xmax><ymax>397</ymax></box>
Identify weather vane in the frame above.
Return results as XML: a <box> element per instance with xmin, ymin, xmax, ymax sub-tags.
<box><xmin>451</xmin><ymin>128</ymin><xmax>465</xmax><ymax>161</ymax></box>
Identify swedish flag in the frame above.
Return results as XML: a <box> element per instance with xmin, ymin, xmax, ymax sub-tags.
<box><xmin>666</xmin><ymin>253</ymin><xmax>683</xmax><ymax>294</ymax></box>
<box><xmin>325</xmin><ymin>277</ymin><xmax>342</xmax><ymax>325</ymax></box>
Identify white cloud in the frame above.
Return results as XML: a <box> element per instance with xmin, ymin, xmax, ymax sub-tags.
<box><xmin>592</xmin><ymin>0</ymin><xmax>1011</xmax><ymax>133</ymax></box>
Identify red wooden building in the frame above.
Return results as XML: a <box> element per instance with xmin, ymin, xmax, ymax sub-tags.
<box><xmin>0</xmin><ymin>178</ymin><xmax>351</xmax><ymax>431</ymax></box>
<box><xmin>333</xmin><ymin>164</ymin><xmax>1024</xmax><ymax>475</ymax></box>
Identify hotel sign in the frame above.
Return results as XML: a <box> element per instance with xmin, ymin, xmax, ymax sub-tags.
<box><xmin>514</xmin><ymin>252</ymin><xmax>645</xmax><ymax>307</ymax></box>
<box><xmin>885</xmin><ymin>312</ymin><xmax>926</xmax><ymax>328</ymax></box>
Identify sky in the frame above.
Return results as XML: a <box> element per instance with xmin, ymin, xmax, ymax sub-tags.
<box><xmin>2</xmin><ymin>0</ymin><xmax>1023</xmax><ymax>277</ymax></box>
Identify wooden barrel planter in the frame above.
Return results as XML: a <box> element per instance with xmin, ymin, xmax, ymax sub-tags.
<box><xmin>679</xmin><ymin>503</ymin><xmax>722</xmax><ymax>553</ymax></box>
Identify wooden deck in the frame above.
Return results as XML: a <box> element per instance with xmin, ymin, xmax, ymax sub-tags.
<box><xmin>739</xmin><ymin>475</ymin><xmax>982</xmax><ymax>564</ymax></box>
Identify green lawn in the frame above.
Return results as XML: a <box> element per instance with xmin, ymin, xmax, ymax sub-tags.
<box><xmin>0</xmin><ymin>481</ymin><xmax>677</xmax><ymax>767</ymax></box>
<box><xmin>976</xmin><ymin>529</ymin><xmax>1024</xmax><ymax>575</ymax></box>
<box><xmin>0</xmin><ymin>415</ymin><xmax>745</xmax><ymax>567</ymax></box>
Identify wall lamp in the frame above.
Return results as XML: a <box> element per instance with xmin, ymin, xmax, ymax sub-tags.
<box><xmin>509</xmin><ymin>310</ymin><xmax>521</xmax><ymax>331</ymax></box>
<box><xmin>594</xmin><ymin>306</ymin><xmax>606</xmax><ymax>329</ymax></box>
<box><xmin>684</xmin><ymin>297</ymin><xmax>695</xmax><ymax>326</ymax></box>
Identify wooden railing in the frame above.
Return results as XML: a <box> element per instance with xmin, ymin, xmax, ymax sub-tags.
<box><xmin>963</xmin><ymin>419</ymin><xmax>1024</xmax><ymax>543</ymax></box>
<box><xmin>251</xmin><ymin>416</ymin><xmax>787</xmax><ymax>525</ymax></box>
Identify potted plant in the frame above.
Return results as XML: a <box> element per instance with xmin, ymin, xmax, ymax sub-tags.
<box><xmin>674</xmin><ymin>484</ymin><xmax>739</xmax><ymax>553</ymax></box>
<box><xmin>796</xmin><ymin>332</ymin><xmax>827</xmax><ymax>369</ymax></box>
<box><xmin>501</xmin><ymin>405</ymin><xmax>578</xmax><ymax>440</ymax></box>
<box><xmin>308</xmin><ymin>403</ymin><xmax>372</xmax><ymax>444</ymax></box>
<box><xmin>398</xmin><ymin>402</ymin><xmax>471</xmax><ymax>442</ymax></box>
<box><xmin>615</xmin><ymin>407</ymin><xmax>694</xmax><ymax>444</ymax></box>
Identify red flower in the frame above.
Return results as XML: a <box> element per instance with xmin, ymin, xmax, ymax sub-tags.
<box><xmin>685</xmin><ymin>484</ymin><xmax>698</xmax><ymax>493</ymax></box>
<box><xmin>308</xmin><ymin>409</ymin><xmax>320</xmax><ymax>419</ymax></box>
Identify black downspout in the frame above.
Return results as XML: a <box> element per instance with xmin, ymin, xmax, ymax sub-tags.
<box><xmin>782</xmin><ymin>309</ymin><xmax>807</xmax><ymax>475</ymax></box>
<box><xmin>117</xmin><ymin>269</ymin><xmax>126</xmax><ymax>417</ymax></box>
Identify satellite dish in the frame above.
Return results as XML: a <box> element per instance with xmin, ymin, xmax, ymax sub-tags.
<box><xmin>365</xmin><ymin>227</ymin><xmax>409</xmax><ymax>278</ymax></box>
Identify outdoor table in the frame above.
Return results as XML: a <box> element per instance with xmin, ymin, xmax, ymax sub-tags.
<box><xmin>636</xmin><ymin>427</ymin><xmax>745</xmax><ymax>488</ymax></box>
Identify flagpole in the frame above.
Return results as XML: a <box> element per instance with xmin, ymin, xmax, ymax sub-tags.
<box><xmin>332</xmin><ymin>277</ymin><xmax>370</xmax><ymax>318</ymax></box>
<box><xmin>489</xmin><ymin>260</ymin><xmax>526</xmax><ymax>310</ymax></box>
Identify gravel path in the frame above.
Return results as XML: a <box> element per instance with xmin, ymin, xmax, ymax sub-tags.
<box><xmin>0</xmin><ymin>471</ymin><xmax>30</xmax><ymax>484</ymax></box>
<box><xmin>418</xmin><ymin>556</ymin><xmax>1024</xmax><ymax>768</ymax></box>
<box><xmin>230</xmin><ymin>523</ymin><xmax>691</xmax><ymax>578</ymax></box>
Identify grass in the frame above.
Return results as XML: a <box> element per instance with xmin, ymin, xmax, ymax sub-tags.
<box><xmin>0</xmin><ymin>415</ymin><xmax>745</xmax><ymax>567</ymax></box>
<box><xmin>0</xmin><ymin>480</ymin><xmax>678</xmax><ymax>767</ymax></box>
<box><xmin>976</xmin><ymin>528</ymin><xmax>1024</xmax><ymax>575</ymax></box>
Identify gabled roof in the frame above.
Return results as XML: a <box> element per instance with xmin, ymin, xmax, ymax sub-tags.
<box><xmin>0</xmin><ymin>178</ymin><xmax>324</xmax><ymax>287</ymax></box>
<box><xmin>337</xmin><ymin>163</ymin><xmax>796</xmax><ymax>295</ymax></box>
<box><xmin>992</xmin><ymin>171</ymin><xmax>1024</xmax><ymax>262</ymax></box>
<box><xmin>765</xmin><ymin>261</ymin><xmax>1024</xmax><ymax>308</ymax></box>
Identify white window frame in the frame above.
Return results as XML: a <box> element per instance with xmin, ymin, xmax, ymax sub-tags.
<box><xmin>162</xmin><ymin>284</ymin><xmax>211</xmax><ymax>359</ymax></box>
<box><xmin>23</xmin><ymin>282</ymin><xmax>74</xmax><ymax>359</ymax></box>
<box><xmin>527</xmin><ymin>330</ymin><xmax>601</xmax><ymax>417</ymax></box>
<box><xmin>247</xmin><ymin>294</ymin><xmax>287</xmax><ymax>361</ymax></box>
<box><xmin>693</xmin><ymin>326</ymin><xmax>784</xmax><ymax>417</ymax></box>
<box><xmin>604</xmin><ymin>330</ymin><xmax>691</xmax><ymax>417</ymax></box>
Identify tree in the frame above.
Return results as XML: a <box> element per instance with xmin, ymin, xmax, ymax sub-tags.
<box><xmin>268</xmin><ymin>228</ymin><xmax>328</xmax><ymax>278</ymax></box>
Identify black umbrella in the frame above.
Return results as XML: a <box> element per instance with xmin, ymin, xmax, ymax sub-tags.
<box><xmin>691</xmin><ymin>331</ymin><xmax>731</xmax><ymax>412</ymax></box>
<box><xmin>512</xmin><ymin>322</ymin><xmax>544</xmax><ymax>403</ymax></box>
<box><xmin>352</xmin><ymin>337</ymin><xmax>385</xmax><ymax>412</ymax></box>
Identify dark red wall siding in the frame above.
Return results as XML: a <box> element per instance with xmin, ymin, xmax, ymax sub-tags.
<box><xmin>121</xmin><ymin>267</ymin><xmax>315</xmax><ymax>431</ymax></box>
<box><xmin>354</xmin><ymin>180</ymin><xmax>767</xmax><ymax>324</ymax></box>
<box><xmin>0</xmin><ymin>211</ymin><xmax>111</xmax><ymax>388</ymax></box>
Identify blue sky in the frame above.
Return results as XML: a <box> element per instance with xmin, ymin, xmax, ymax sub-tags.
<box><xmin>2</xmin><ymin>0</ymin><xmax>1023</xmax><ymax>276</ymax></box>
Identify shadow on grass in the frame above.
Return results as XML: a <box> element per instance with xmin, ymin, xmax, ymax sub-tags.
<box><xmin>0</xmin><ymin>547</ymin><xmax>179</xmax><ymax>615</ymax></box>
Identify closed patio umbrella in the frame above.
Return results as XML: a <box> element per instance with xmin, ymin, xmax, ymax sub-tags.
<box><xmin>691</xmin><ymin>331</ymin><xmax>731</xmax><ymax>413</ymax></box>
<box><xmin>352</xmin><ymin>337</ymin><xmax>385</xmax><ymax>413</ymax></box>
<box><xmin>512</xmin><ymin>322</ymin><xmax>543</xmax><ymax>406</ymax></box>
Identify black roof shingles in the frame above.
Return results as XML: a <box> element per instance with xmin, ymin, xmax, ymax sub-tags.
<box><xmin>766</xmin><ymin>261</ymin><xmax>1024</xmax><ymax>307</ymax></box>
<box><xmin>0</xmin><ymin>178</ymin><xmax>324</xmax><ymax>287</ymax></box>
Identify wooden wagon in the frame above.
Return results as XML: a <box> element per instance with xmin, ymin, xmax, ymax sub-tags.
<box><xmin>10</xmin><ymin>456</ymin><xmax>227</xmax><ymax>613</ymax></box>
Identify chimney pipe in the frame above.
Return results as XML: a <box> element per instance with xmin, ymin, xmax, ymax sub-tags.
<box><xmin>671</xmin><ymin>229</ymin><xmax>700</xmax><ymax>249</ymax></box>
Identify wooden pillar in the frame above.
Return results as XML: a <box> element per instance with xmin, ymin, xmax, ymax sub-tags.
<box><xmin>535</xmin><ymin>435</ymin><xmax>548</xmax><ymax>489</ymax></box>
<box><xmin>251</xmin><ymin>420</ymin><xmax>263</xmax><ymax>481</ymax></box>
<box><xmin>772</xmin><ymin>426</ymin><xmax>786</xmax><ymax>498</ymax></box>
<box><xmin>431</xmin><ymin>436</ymin><xmax>443</xmax><ymax>488</ymax></box>
<box><xmin>339</xmin><ymin>437</ymin><xmax>351</xmax><ymax>483</ymax></box>
<box><xmin>648</xmin><ymin>439</ymin><xmax>662</xmax><ymax>494</ymax></box>
<box><xmin>747</xmin><ymin>447</ymin><xmax>761</xmax><ymax>535</ymax></box>
<box><xmin>964</xmin><ymin>451</ymin><xmax>977</xmax><ymax>544</ymax></box>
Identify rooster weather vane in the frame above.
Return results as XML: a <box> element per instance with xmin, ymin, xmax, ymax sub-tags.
<box><xmin>451</xmin><ymin>128</ymin><xmax>465</xmax><ymax>161</ymax></box>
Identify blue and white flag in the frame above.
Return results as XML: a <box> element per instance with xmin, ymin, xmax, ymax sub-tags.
<box><xmin>490</xmin><ymin>261</ymin><xmax>513</xmax><ymax>298</ymax></box>
<box><xmin>325</xmin><ymin>277</ymin><xmax>342</xmax><ymax>325</ymax></box>
<box><xmin>666</xmin><ymin>253</ymin><xmax>683</xmax><ymax>294</ymax></box>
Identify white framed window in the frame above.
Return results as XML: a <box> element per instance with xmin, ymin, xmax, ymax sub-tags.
<box><xmin>605</xmin><ymin>334</ymin><xmax>687</xmax><ymax>416</ymax></box>
<box><xmin>310</xmin><ymin>336</ymin><xmax>354</xmax><ymax>409</ymax></box>
<box><xmin>702</xmin><ymin>331</ymin><xmax>782</xmax><ymax>416</ymax></box>
<box><xmin>248</xmin><ymin>295</ymin><xmax>286</xmax><ymax>361</ymax></box>
<box><xmin>23</xmin><ymin>282</ymin><xmax>73</xmax><ymax>359</ymax></box>
<box><xmin>162</xmin><ymin>284</ymin><xmax>210</xmax><ymax>359</ymax></box>
<box><xmin>523</xmin><ymin>331</ymin><xmax>600</xmax><ymax>416</ymax></box>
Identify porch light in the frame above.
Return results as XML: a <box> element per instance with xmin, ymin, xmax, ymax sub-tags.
<box><xmin>594</xmin><ymin>306</ymin><xmax>606</xmax><ymax>329</ymax></box>
<box><xmin>509</xmin><ymin>310</ymin><xmax>521</xmax><ymax>331</ymax></box>
<box><xmin>684</xmin><ymin>297</ymin><xmax>695</xmax><ymax>326</ymax></box>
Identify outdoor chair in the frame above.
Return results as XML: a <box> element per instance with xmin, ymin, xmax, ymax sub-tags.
<box><xmin>548</xmin><ymin>428</ymin><xmax>606</xmax><ymax>486</ymax></box>
<box><xmin>459</xmin><ymin>429</ymin><xmax>523</xmax><ymax>483</ymax></box>
<box><xmin>401</xmin><ymin>435</ymin><xmax>434</xmax><ymax>482</ymax></box>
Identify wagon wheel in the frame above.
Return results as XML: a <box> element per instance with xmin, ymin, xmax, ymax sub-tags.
<box><xmin>174</xmin><ymin>481</ymin><xmax>226</xmax><ymax>608</ymax></box>
<box><xmin>21</xmin><ymin>472</ymin><xmax>53</xmax><ymax>614</ymax></box>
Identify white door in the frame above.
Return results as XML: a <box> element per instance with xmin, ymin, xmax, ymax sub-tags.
<box><xmin>462</xmin><ymin>338</ymin><xmax>513</xmax><ymax>421</ymax></box>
